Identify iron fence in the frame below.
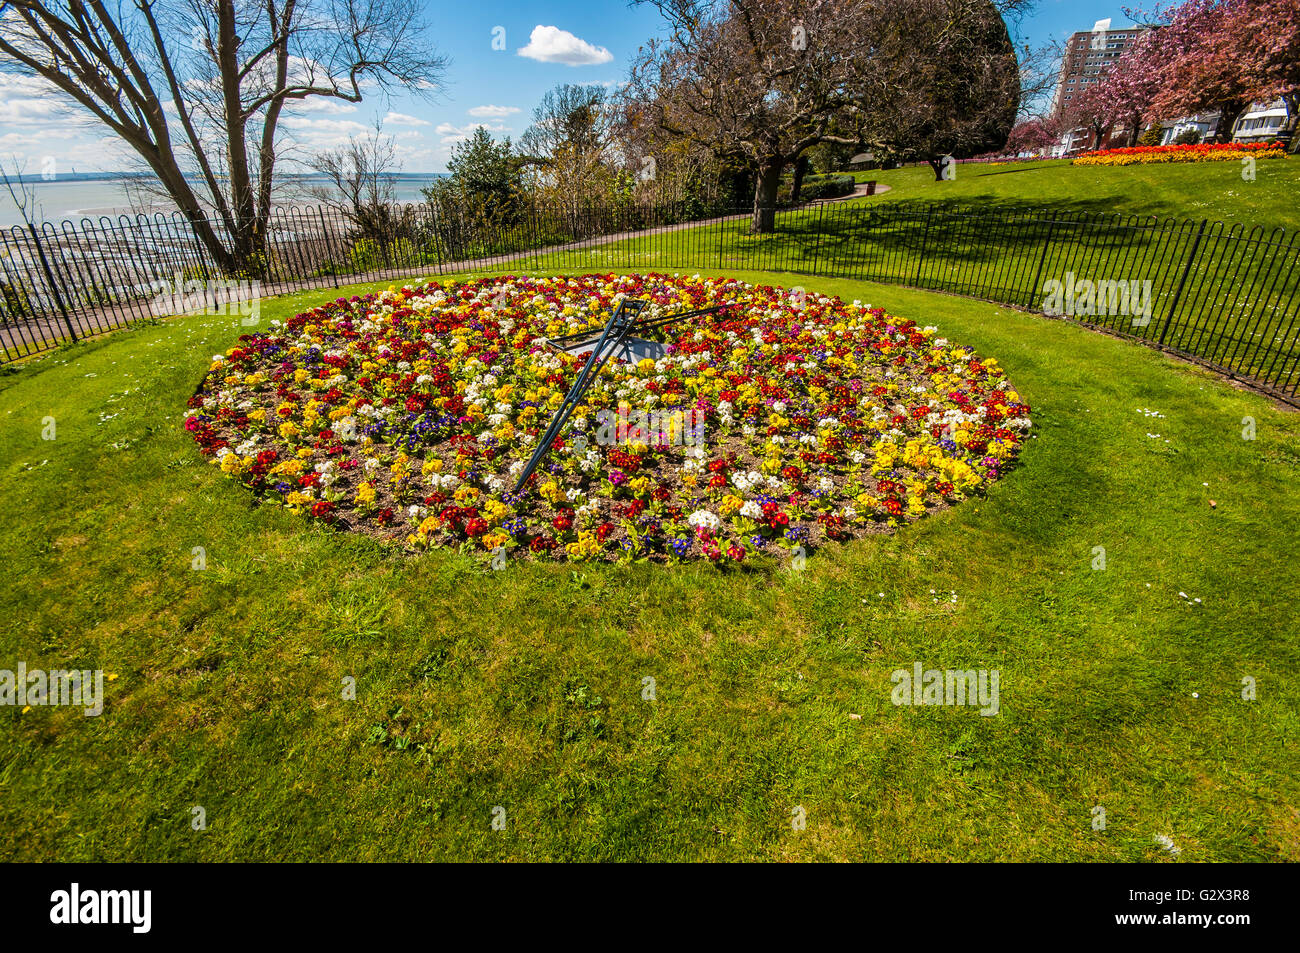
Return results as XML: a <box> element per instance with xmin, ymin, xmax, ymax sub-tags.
<box><xmin>1</xmin><ymin>199</ymin><xmax>1297</xmax><ymax>403</ymax></box>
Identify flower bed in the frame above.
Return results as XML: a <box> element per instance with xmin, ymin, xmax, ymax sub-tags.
<box><xmin>184</xmin><ymin>274</ymin><xmax>1031</xmax><ymax>563</ymax></box>
<box><xmin>1071</xmin><ymin>141</ymin><xmax>1286</xmax><ymax>166</ymax></box>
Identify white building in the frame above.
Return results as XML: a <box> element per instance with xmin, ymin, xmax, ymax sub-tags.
<box><xmin>1232</xmin><ymin>100</ymin><xmax>1291</xmax><ymax>143</ymax></box>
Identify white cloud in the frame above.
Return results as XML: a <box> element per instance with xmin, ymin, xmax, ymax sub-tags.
<box><xmin>279</xmin><ymin>116</ymin><xmax>370</xmax><ymax>135</ymax></box>
<box><xmin>432</xmin><ymin>121</ymin><xmax>509</xmax><ymax>165</ymax></box>
<box><xmin>435</xmin><ymin>121</ymin><xmax>507</xmax><ymax>143</ymax></box>
<box><xmin>517</xmin><ymin>25</ymin><xmax>613</xmax><ymax>66</ymax></box>
<box><xmin>0</xmin><ymin>72</ymin><xmax>78</xmax><ymax>125</ymax></box>
<box><xmin>286</xmin><ymin>98</ymin><xmax>360</xmax><ymax>115</ymax></box>
<box><xmin>277</xmin><ymin>115</ymin><xmax>372</xmax><ymax>152</ymax></box>
<box><xmin>394</xmin><ymin>143</ymin><xmax>435</xmax><ymax>168</ymax></box>
<box><xmin>384</xmin><ymin>111</ymin><xmax>431</xmax><ymax>127</ymax></box>
<box><xmin>468</xmin><ymin>105</ymin><xmax>521</xmax><ymax>119</ymax></box>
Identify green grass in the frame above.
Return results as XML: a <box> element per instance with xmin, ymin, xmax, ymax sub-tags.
<box><xmin>495</xmin><ymin>162</ymin><xmax>1300</xmax><ymax>397</ymax></box>
<box><xmin>1</xmin><ymin>270</ymin><xmax>1298</xmax><ymax>861</ymax></box>
<box><xmin>849</xmin><ymin>158</ymin><xmax>1300</xmax><ymax>232</ymax></box>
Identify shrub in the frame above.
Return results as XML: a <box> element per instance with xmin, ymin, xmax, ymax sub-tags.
<box><xmin>781</xmin><ymin>173</ymin><xmax>856</xmax><ymax>203</ymax></box>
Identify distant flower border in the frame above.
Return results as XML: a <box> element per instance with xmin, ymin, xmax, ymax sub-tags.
<box><xmin>184</xmin><ymin>274</ymin><xmax>1031</xmax><ymax>564</ymax></box>
<box><xmin>1072</xmin><ymin>141</ymin><xmax>1286</xmax><ymax>166</ymax></box>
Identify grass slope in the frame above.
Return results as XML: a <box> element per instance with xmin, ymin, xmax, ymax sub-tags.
<box><xmin>850</xmin><ymin>158</ymin><xmax>1300</xmax><ymax>232</ymax></box>
<box><xmin>1</xmin><ymin>271</ymin><xmax>1297</xmax><ymax>861</ymax></box>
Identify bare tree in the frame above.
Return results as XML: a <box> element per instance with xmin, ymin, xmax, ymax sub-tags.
<box><xmin>626</xmin><ymin>0</ymin><xmax>881</xmax><ymax>233</ymax></box>
<box><xmin>519</xmin><ymin>83</ymin><xmax>617</xmax><ymax>203</ymax></box>
<box><xmin>303</xmin><ymin>119</ymin><xmax>419</xmax><ymax>260</ymax></box>
<box><xmin>0</xmin><ymin>0</ymin><xmax>446</xmax><ymax>276</ymax></box>
<box><xmin>0</xmin><ymin>155</ymin><xmax>42</xmax><ymax>226</ymax></box>
<box><xmin>305</xmin><ymin>121</ymin><xmax>399</xmax><ymax>218</ymax></box>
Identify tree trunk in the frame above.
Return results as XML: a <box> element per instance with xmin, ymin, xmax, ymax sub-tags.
<box><xmin>791</xmin><ymin>154</ymin><xmax>809</xmax><ymax>203</ymax></box>
<box><xmin>926</xmin><ymin>157</ymin><xmax>945</xmax><ymax>181</ymax></box>
<box><xmin>751</xmin><ymin>157</ymin><xmax>782</xmax><ymax>234</ymax></box>
<box><xmin>216</xmin><ymin>0</ymin><xmax>266</xmax><ymax>278</ymax></box>
<box><xmin>1284</xmin><ymin>94</ymin><xmax>1300</xmax><ymax>154</ymax></box>
<box><xmin>1215</xmin><ymin>100</ymin><xmax>1247</xmax><ymax>144</ymax></box>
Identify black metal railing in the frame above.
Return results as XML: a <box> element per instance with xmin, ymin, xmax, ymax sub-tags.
<box><xmin>1</xmin><ymin>199</ymin><xmax>1298</xmax><ymax>403</ymax></box>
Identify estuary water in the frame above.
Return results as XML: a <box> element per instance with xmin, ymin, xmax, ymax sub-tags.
<box><xmin>0</xmin><ymin>173</ymin><xmax>445</xmax><ymax>229</ymax></box>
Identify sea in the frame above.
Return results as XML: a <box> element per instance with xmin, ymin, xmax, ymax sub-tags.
<box><xmin>0</xmin><ymin>172</ymin><xmax>446</xmax><ymax>230</ymax></box>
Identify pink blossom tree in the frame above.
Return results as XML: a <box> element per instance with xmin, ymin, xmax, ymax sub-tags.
<box><xmin>1126</xmin><ymin>0</ymin><xmax>1300</xmax><ymax>142</ymax></box>
<box><xmin>1063</xmin><ymin>46</ymin><xmax>1158</xmax><ymax>150</ymax></box>
<box><xmin>1005</xmin><ymin>116</ymin><xmax>1061</xmax><ymax>154</ymax></box>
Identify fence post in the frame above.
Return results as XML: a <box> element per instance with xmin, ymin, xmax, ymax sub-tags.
<box><xmin>1028</xmin><ymin>217</ymin><xmax>1057</xmax><ymax>309</ymax></box>
<box><xmin>317</xmin><ymin>205</ymin><xmax>340</xmax><ymax>289</ymax></box>
<box><xmin>810</xmin><ymin>202</ymin><xmax>825</xmax><ymax>277</ymax></box>
<box><xmin>1160</xmin><ymin>219</ymin><xmax>1207</xmax><ymax>345</ymax></box>
<box><xmin>28</xmin><ymin>224</ymin><xmax>77</xmax><ymax>343</ymax></box>
<box><xmin>912</xmin><ymin>206</ymin><xmax>933</xmax><ymax>286</ymax></box>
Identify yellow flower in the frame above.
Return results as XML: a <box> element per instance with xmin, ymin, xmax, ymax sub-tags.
<box><xmin>565</xmin><ymin>531</ymin><xmax>602</xmax><ymax>560</ymax></box>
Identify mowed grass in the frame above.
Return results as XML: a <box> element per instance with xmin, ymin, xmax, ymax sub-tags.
<box><xmin>1</xmin><ymin>269</ymin><xmax>1298</xmax><ymax>861</ymax></box>
<box><xmin>502</xmin><ymin>160</ymin><xmax>1300</xmax><ymax>396</ymax></box>
<box><xmin>848</xmin><ymin>157</ymin><xmax>1300</xmax><ymax>232</ymax></box>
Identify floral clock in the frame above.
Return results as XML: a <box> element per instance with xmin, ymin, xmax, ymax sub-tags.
<box><xmin>185</xmin><ymin>273</ymin><xmax>1032</xmax><ymax>563</ymax></box>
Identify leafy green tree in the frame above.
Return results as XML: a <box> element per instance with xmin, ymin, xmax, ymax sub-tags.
<box><xmin>426</xmin><ymin>127</ymin><xmax>525</xmax><ymax>218</ymax></box>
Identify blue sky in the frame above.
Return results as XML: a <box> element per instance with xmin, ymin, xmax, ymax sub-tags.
<box><xmin>0</xmin><ymin>1</ymin><xmax>1148</xmax><ymax>175</ymax></box>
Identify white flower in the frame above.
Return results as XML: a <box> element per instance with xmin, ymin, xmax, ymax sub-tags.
<box><xmin>688</xmin><ymin>510</ymin><xmax>721</xmax><ymax>531</ymax></box>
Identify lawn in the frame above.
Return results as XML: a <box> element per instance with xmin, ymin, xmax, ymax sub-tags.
<box><xmin>848</xmin><ymin>157</ymin><xmax>1300</xmax><ymax>233</ymax></box>
<box><xmin>1</xmin><ymin>269</ymin><xmax>1297</xmax><ymax>861</ymax></box>
<box><xmin>497</xmin><ymin>161</ymin><xmax>1300</xmax><ymax>399</ymax></box>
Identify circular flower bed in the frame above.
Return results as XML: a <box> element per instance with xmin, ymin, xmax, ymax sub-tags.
<box><xmin>184</xmin><ymin>273</ymin><xmax>1031</xmax><ymax>563</ymax></box>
